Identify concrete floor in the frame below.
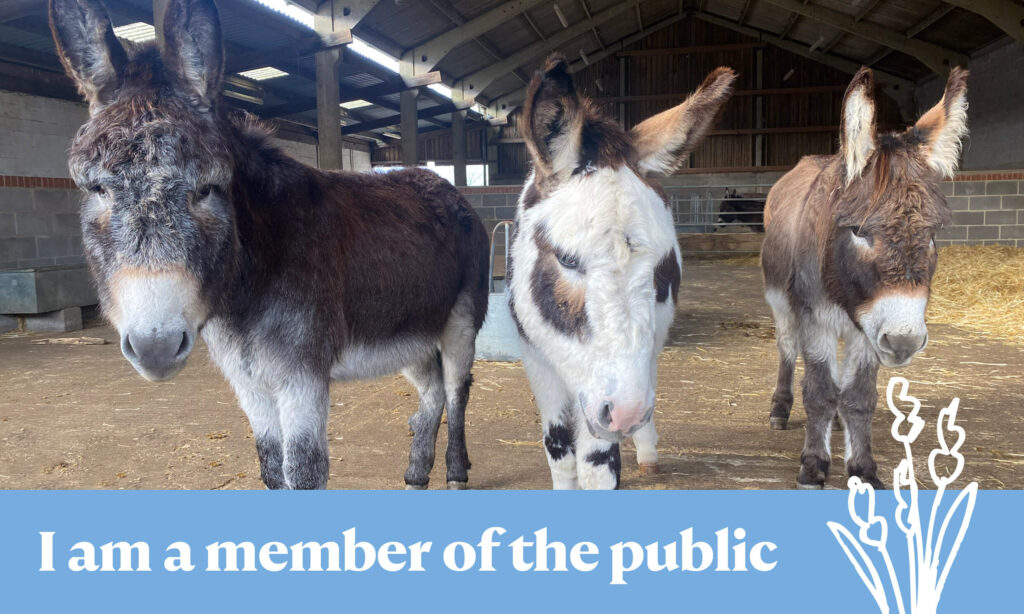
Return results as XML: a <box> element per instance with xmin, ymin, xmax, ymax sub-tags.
<box><xmin>1</xmin><ymin>263</ymin><xmax>1021</xmax><ymax>490</ymax></box>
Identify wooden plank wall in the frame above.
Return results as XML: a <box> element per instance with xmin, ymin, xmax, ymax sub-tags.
<box><xmin>496</xmin><ymin>17</ymin><xmax>902</xmax><ymax>178</ymax></box>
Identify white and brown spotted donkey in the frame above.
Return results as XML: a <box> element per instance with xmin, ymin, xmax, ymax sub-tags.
<box><xmin>508</xmin><ymin>55</ymin><xmax>736</xmax><ymax>489</ymax></box>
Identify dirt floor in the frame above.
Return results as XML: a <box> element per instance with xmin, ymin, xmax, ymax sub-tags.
<box><xmin>1</xmin><ymin>263</ymin><xmax>1021</xmax><ymax>490</ymax></box>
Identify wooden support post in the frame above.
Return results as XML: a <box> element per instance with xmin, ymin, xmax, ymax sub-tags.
<box><xmin>153</xmin><ymin>0</ymin><xmax>169</xmax><ymax>49</ymax></box>
<box><xmin>315</xmin><ymin>49</ymin><xmax>344</xmax><ymax>170</ymax></box>
<box><xmin>315</xmin><ymin>2</ymin><xmax>343</xmax><ymax>170</ymax></box>
<box><xmin>452</xmin><ymin>108</ymin><xmax>467</xmax><ymax>186</ymax></box>
<box><xmin>400</xmin><ymin>88</ymin><xmax>420</xmax><ymax>167</ymax></box>
<box><xmin>754</xmin><ymin>47</ymin><xmax>764</xmax><ymax>167</ymax></box>
<box><xmin>618</xmin><ymin>56</ymin><xmax>626</xmax><ymax>129</ymax></box>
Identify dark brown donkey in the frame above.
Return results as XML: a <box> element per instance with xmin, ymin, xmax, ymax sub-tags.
<box><xmin>761</xmin><ymin>66</ymin><xmax>968</xmax><ymax>489</ymax></box>
<box><xmin>50</xmin><ymin>0</ymin><xmax>489</xmax><ymax>489</ymax></box>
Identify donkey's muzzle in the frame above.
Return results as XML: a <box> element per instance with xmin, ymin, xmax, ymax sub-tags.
<box><xmin>878</xmin><ymin>331</ymin><xmax>928</xmax><ymax>366</ymax></box>
<box><xmin>586</xmin><ymin>399</ymin><xmax>651</xmax><ymax>442</ymax></box>
<box><xmin>121</xmin><ymin>329</ymin><xmax>194</xmax><ymax>381</ymax></box>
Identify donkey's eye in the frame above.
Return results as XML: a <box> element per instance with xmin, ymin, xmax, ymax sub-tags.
<box><xmin>848</xmin><ymin>227</ymin><xmax>873</xmax><ymax>251</ymax></box>
<box><xmin>557</xmin><ymin>253</ymin><xmax>579</xmax><ymax>270</ymax></box>
<box><xmin>197</xmin><ymin>185</ymin><xmax>219</xmax><ymax>199</ymax></box>
<box><xmin>89</xmin><ymin>185</ymin><xmax>106</xmax><ymax>196</ymax></box>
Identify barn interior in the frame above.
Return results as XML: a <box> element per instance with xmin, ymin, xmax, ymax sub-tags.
<box><xmin>0</xmin><ymin>0</ymin><xmax>1022</xmax><ymax>490</ymax></box>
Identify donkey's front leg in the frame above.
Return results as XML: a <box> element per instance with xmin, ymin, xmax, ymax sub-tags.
<box><xmin>522</xmin><ymin>347</ymin><xmax>577</xmax><ymax>489</ymax></box>
<box><xmin>631</xmin><ymin>353</ymin><xmax>660</xmax><ymax>475</ymax></box>
<box><xmin>838</xmin><ymin>334</ymin><xmax>883</xmax><ymax>488</ymax></box>
<box><xmin>798</xmin><ymin>357</ymin><xmax>839</xmax><ymax>489</ymax></box>
<box><xmin>576</xmin><ymin>419</ymin><xmax>621</xmax><ymax>490</ymax></box>
<box><xmin>233</xmin><ymin>382</ymin><xmax>286</xmax><ymax>489</ymax></box>
<box><xmin>275</xmin><ymin>374</ymin><xmax>331</xmax><ymax>490</ymax></box>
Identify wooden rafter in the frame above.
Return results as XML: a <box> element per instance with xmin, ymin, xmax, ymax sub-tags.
<box><xmin>866</xmin><ymin>4</ymin><xmax>957</xmax><ymax>68</ymax></box>
<box><xmin>764</xmin><ymin>0</ymin><xmax>967</xmax><ymax>75</ymax></box>
<box><xmin>402</xmin><ymin>0</ymin><xmax>547</xmax><ymax>75</ymax></box>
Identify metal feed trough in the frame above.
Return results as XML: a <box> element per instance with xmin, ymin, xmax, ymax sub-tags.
<box><xmin>0</xmin><ymin>265</ymin><xmax>96</xmax><ymax>314</ymax></box>
<box><xmin>474</xmin><ymin>221</ymin><xmax>521</xmax><ymax>362</ymax></box>
<box><xmin>0</xmin><ymin>265</ymin><xmax>97</xmax><ymax>332</ymax></box>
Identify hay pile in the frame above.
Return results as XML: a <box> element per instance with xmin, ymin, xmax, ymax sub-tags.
<box><xmin>928</xmin><ymin>245</ymin><xmax>1024</xmax><ymax>345</ymax></box>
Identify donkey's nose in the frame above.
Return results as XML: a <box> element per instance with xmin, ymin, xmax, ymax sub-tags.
<box><xmin>121</xmin><ymin>329</ymin><xmax>193</xmax><ymax>381</ymax></box>
<box><xmin>605</xmin><ymin>400</ymin><xmax>647</xmax><ymax>434</ymax></box>
<box><xmin>878</xmin><ymin>332</ymin><xmax>927</xmax><ymax>365</ymax></box>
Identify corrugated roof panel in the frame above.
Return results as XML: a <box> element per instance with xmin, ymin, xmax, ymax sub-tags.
<box><xmin>874</xmin><ymin>49</ymin><xmax>930</xmax><ymax>81</ymax></box>
<box><xmin>362</xmin><ymin>1</ymin><xmax>453</xmax><ymax>49</ymax></box>
<box><xmin>856</xmin><ymin>0</ymin><xmax>936</xmax><ymax>31</ymax></box>
<box><xmin>744</xmin><ymin>5</ymin><xmax>796</xmax><ymax>34</ymax></box>
<box><xmin>0</xmin><ymin>22</ymin><xmax>55</xmax><ymax>55</ymax></box>
<box><xmin>917</xmin><ymin>8</ymin><xmax>1005</xmax><ymax>55</ymax></box>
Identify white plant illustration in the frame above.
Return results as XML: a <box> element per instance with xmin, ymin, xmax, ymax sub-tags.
<box><xmin>828</xmin><ymin>377</ymin><xmax>978</xmax><ymax>614</ymax></box>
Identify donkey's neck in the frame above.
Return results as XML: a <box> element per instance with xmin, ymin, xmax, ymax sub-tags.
<box><xmin>213</xmin><ymin>123</ymin><xmax>326</xmax><ymax>315</ymax></box>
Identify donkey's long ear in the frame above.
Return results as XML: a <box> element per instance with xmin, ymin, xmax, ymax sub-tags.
<box><xmin>629</xmin><ymin>67</ymin><xmax>736</xmax><ymax>176</ymax></box>
<box><xmin>49</xmin><ymin>0</ymin><xmax>127</xmax><ymax>113</ymax></box>
<box><xmin>840</xmin><ymin>67</ymin><xmax>877</xmax><ymax>185</ymax></box>
<box><xmin>163</xmin><ymin>0</ymin><xmax>224</xmax><ymax>110</ymax></box>
<box><xmin>520</xmin><ymin>54</ymin><xmax>585</xmax><ymax>178</ymax></box>
<box><xmin>915</xmin><ymin>67</ymin><xmax>969</xmax><ymax>178</ymax></box>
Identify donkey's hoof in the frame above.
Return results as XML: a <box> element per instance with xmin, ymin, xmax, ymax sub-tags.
<box><xmin>796</xmin><ymin>482</ymin><xmax>824</xmax><ymax>490</ymax></box>
<box><xmin>405</xmin><ymin>483</ymin><xmax>428</xmax><ymax>490</ymax></box>
<box><xmin>447</xmin><ymin>480</ymin><xmax>469</xmax><ymax>490</ymax></box>
<box><xmin>638</xmin><ymin>462</ymin><xmax>660</xmax><ymax>476</ymax></box>
<box><xmin>769</xmin><ymin>417</ymin><xmax>788</xmax><ymax>430</ymax></box>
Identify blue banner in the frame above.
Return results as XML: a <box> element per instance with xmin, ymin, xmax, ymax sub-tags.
<box><xmin>0</xmin><ymin>490</ymin><xmax>1018</xmax><ymax>612</ymax></box>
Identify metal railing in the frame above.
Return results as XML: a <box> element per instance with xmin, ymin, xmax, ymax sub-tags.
<box><xmin>665</xmin><ymin>183</ymin><xmax>771</xmax><ymax>234</ymax></box>
<box><xmin>488</xmin><ymin>220</ymin><xmax>513</xmax><ymax>293</ymax></box>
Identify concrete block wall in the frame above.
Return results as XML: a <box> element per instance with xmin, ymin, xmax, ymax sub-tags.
<box><xmin>937</xmin><ymin>171</ymin><xmax>1024</xmax><ymax>247</ymax></box>
<box><xmin>462</xmin><ymin>170</ymin><xmax>1024</xmax><ymax>250</ymax></box>
<box><xmin>457</xmin><ymin>186</ymin><xmax>520</xmax><ymax>235</ymax></box>
<box><xmin>0</xmin><ymin>177</ymin><xmax>83</xmax><ymax>269</ymax></box>
<box><xmin>0</xmin><ymin>90</ymin><xmax>88</xmax><ymax>178</ymax></box>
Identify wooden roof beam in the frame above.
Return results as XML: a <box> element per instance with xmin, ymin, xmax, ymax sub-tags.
<box><xmin>402</xmin><ymin>0</ymin><xmax>548</xmax><ymax>75</ymax></box>
<box><xmin>453</xmin><ymin>0</ymin><xmax>642</xmax><ymax>105</ymax></box>
<box><xmin>696</xmin><ymin>10</ymin><xmax>915</xmax><ymax>119</ymax></box>
<box><xmin>340</xmin><ymin>103</ymin><xmax>457</xmax><ymax>135</ymax></box>
<box><xmin>821</xmin><ymin>0</ymin><xmax>881</xmax><ymax>55</ymax></box>
<box><xmin>941</xmin><ymin>0</ymin><xmax>1024</xmax><ymax>45</ymax></box>
<box><xmin>867</xmin><ymin>4</ymin><xmax>957</xmax><ymax>68</ymax></box>
<box><xmin>426</xmin><ymin>0</ymin><xmax>531</xmax><ymax>86</ymax></box>
<box><xmin>738</xmin><ymin>0</ymin><xmax>754</xmax><ymax>26</ymax></box>
<box><xmin>484</xmin><ymin>8</ymin><xmax>687</xmax><ymax>116</ymax></box>
<box><xmin>763</xmin><ymin>0</ymin><xmax>967</xmax><ymax>75</ymax></box>
<box><xmin>260</xmin><ymin>71</ymin><xmax>441</xmax><ymax>118</ymax></box>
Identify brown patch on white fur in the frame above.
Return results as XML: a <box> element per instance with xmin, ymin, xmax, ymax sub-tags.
<box><xmin>530</xmin><ymin>230</ymin><xmax>590</xmax><ymax>340</ymax></box>
<box><xmin>553</xmin><ymin>273</ymin><xmax>587</xmax><ymax>323</ymax></box>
